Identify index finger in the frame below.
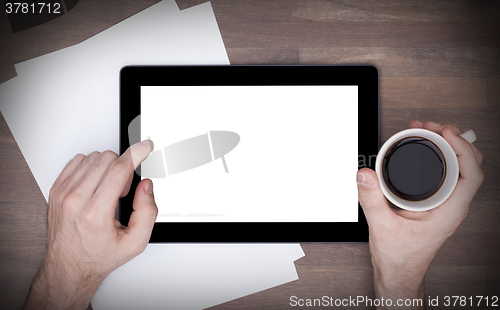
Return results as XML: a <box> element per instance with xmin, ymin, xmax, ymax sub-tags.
<box><xmin>442</xmin><ymin>128</ymin><xmax>483</xmax><ymax>184</ymax></box>
<box><xmin>93</xmin><ymin>140</ymin><xmax>154</xmax><ymax>211</ymax></box>
<box><xmin>422</xmin><ymin>121</ymin><xmax>483</xmax><ymax>165</ymax></box>
<box><xmin>434</xmin><ymin>128</ymin><xmax>484</xmax><ymax>220</ymax></box>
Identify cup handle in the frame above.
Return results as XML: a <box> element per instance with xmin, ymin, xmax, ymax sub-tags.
<box><xmin>460</xmin><ymin>129</ymin><xmax>476</xmax><ymax>144</ymax></box>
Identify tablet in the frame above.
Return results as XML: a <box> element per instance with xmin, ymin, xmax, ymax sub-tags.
<box><xmin>120</xmin><ymin>65</ymin><xmax>378</xmax><ymax>242</ymax></box>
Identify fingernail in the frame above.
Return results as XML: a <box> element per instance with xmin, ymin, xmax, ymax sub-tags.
<box><xmin>428</xmin><ymin>121</ymin><xmax>441</xmax><ymax>127</ymax></box>
<box><xmin>141</xmin><ymin>139</ymin><xmax>154</xmax><ymax>151</ymax></box>
<box><xmin>414</xmin><ymin>120</ymin><xmax>423</xmax><ymax>127</ymax></box>
<box><xmin>145</xmin><ymin>180</ymin><xmax>154</xmax><ymax>195</ymax></box>
<box><xmin>357</xmin><ymin>172</ymin><xmax>374</xmax><ymax>188</ymax></box>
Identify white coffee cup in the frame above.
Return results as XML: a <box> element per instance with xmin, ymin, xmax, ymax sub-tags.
<box><xmin>375</xmin><ymin>128</ymin><xmax>476</xmax><ymax>211</ymax></box>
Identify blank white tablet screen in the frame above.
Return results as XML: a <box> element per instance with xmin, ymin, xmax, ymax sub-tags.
<box><xmin>141</xmin><ymin>86</ymin><xmax>358</xmax><ymax>222</ymax></box>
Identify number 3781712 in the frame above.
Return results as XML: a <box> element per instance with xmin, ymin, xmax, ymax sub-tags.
<box><xmin>443</xmin><ymin>296</ymin><xmax>498</xmax><ymax>307</ymax></box>
<box><xmin>6</xmin><ymin>2</ymin><xmax>61</xmax><ymax>14</ymax></box>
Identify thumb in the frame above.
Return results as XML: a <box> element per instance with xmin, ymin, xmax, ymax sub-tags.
<box><xmin>357</xmin><ymin>168</ymin><xmax>395</xmax><ymax>224</ymax></box>
<box><xmin>123</xmin><ymin>179</ymin><xmax>158</xmax><ymax>256</ymax></box>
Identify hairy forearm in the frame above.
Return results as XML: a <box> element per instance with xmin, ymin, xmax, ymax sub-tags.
<box><xmin>374</xmin><ymin>270</ymin><xmax>425</xmax><ymax>309</ymax></box>
<box><xmin>23</xmin><ymin>258</ymin><xmax>103</xmax><ymax>310</ymax></box>
<box><xmin>372</xmin><ymin>254</ymin><xmax>427</xmax><ymax>310</ymax></box>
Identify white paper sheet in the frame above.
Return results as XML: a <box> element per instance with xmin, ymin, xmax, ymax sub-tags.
<box><xmin>0</xmin><ymin>2</ymin><xmax>304</xmax><ymax>309</ymax></box>
<box><xmin>92</xmin><ymin>244</ymin><xmax>304</xmax><ymax>310</ymax></box>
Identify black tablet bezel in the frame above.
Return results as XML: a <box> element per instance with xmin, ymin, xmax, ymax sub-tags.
<box><xmin>119</xmin><ymin>65</ymin><xmax>378</xmax><ymax>242</ymax></box>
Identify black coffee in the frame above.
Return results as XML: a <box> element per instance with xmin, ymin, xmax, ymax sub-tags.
<box><xmin>382</xmin><ymin>137</ymin><xmax>446</xmax><ymax>201</ymax></box>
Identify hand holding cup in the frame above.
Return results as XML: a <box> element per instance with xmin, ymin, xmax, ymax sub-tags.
<box><xmin>357</xmin><ymin>121</ymin><xmax>484</xmax><ymax>304</ymax></box>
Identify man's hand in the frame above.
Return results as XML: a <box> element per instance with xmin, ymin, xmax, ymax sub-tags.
<box><xmin>357</xmin><ymin>121</ymin><xmax>484</xmax><ymax>309</ymax></box>
<box><xmin>23</xmin><ymin>140</ymin><xmax>158</xmax><ymax>310</ymax></box>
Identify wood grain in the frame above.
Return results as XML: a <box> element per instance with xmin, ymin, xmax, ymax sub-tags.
<box><xmin>226</xmin><ymin>48</ymin><xmax>299</xmax><ymax>65</ymax></box>
<box><xmin>299</xmin><ymin>47</ymin><xmax>500</xmax><ymax>77</ymax></box>
<box><xmin>292</xmin><ymin>0</ymin><xmax>500</xmax><ymax>22</ymax></box>
<box><xmin>219</xmin><ymin>21</ymin><xmax>500</xmax><ymax>49</ymax></box>
<box><xmin>0</xmin><ymin>113</ymin><xmax>47</xmax><ymax>309</ymax></box>
<box><xmin>381</xmin><ymin>77</ymin><xmax>488</xmax><ymax>108</ymax></box>
<box><xmin>1</xmin><ymin>0</ymin><xmax>499</xmax><ymax>309</ymax></box>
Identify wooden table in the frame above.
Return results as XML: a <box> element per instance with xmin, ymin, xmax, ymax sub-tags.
<box><xmin>1</xmin><ymin>1</ymin><xmax>499</xmax><ymax>309</ymax></box>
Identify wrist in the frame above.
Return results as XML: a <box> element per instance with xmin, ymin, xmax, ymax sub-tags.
<box><xmin>23</xmin><ymin>255</ymin><xmax>104</xmax><ymax>310</ymax></box>
<box><xmin>373</xmin><ymin>264</ymin><xmax>425</xmax><ymax>300</ymax></box>
<box><xmin>370</xmin><ymin>241</ymin><xmax>433</xmax><ymax>295</ymax></box>
<box><xmin>371</xmin><ymin>252</ymin><xmax>427</xmax><ymax>309</ymax></box>
<box><xmin>373</xmin><ymin>269</ymin><xmax>425</xmax><ymax>310</ymax></box>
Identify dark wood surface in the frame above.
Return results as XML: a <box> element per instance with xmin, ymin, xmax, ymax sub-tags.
<box><xmin>1</xmin><ymin>1</ymin><xmax>499</xmax><ymax>309</ymax></box>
